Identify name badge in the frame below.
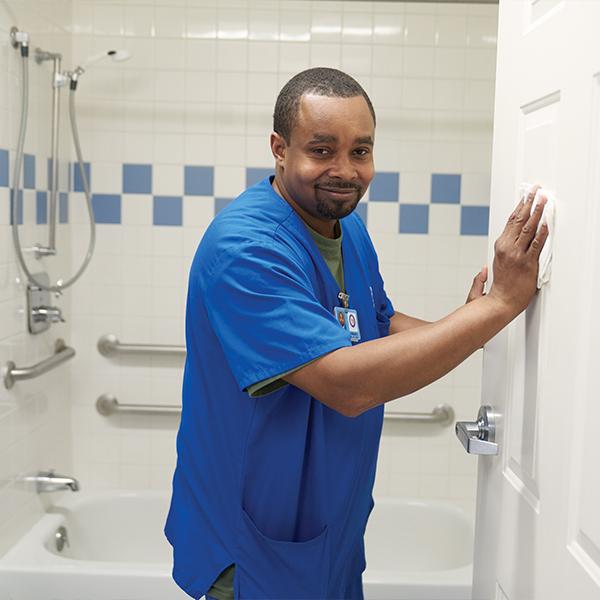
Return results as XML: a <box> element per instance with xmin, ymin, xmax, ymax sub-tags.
<box><xmin>334</xmin><ymin>306</ymin><xmax>361</xmax><ymax>343</ymax></box>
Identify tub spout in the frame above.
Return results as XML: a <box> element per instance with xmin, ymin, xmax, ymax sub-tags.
<box><xmin>21</xmin><ymin>469</ymin><xmax>80</xmax><ymax>493</ymax></box>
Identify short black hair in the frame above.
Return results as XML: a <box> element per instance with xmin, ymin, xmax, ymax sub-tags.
<box><xmin>273</xmin><ymin>67</ymin><xmax>376</xmax><ymax>143</ymax></box>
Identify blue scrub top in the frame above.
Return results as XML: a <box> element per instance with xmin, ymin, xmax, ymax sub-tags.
<box><xmin>165</xmin><ymin>177</ymin><xmax>395</xmax><ymax>599</ymax></box>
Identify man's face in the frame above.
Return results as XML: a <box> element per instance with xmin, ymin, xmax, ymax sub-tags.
<box><xmin>271</xmin><ymin>94</ymin><xmax>375</xmax><ymax>228</ymax></box>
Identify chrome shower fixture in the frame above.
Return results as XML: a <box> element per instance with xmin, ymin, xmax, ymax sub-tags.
<box><xmin>69</xmin><ymin>49</ymin><xmax>131</xmax><ymax>88</ymax></box>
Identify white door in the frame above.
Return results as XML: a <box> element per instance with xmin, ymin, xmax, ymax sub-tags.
<box><xmin>461</xmin><ymin>1</ymin><xmax>600</xmax><ymax>599</ymax></box>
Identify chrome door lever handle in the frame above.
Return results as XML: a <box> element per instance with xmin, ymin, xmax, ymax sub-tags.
<box><xmin>455</xmin><ymin>405</ymin><xmax>499</xmax><ymax>455</ymax></box>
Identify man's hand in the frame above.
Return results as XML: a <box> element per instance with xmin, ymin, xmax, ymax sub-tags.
<box><xmin>488</xmin><ymin>184</ymin><xmax>549</xmax><ymax>316</ymax></box>
<box><xmin>466</xmin><ymin>265</ymin><xmax>488</xmax><ymax>304</ymax></box>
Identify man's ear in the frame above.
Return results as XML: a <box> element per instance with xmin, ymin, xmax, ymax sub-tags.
<box><xmin>270</xmin><ymin>132</ymin><xmax>287</xmax><ymax>166</ymax></box>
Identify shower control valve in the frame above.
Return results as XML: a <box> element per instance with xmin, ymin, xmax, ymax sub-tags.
<box><xmin>31</xmin><ymin>306</ymin><xmax>65</xmax><ymax>324</ymax></box>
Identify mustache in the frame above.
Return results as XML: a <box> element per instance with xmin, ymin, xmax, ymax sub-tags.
<box><xmin>315</xmin><ymin>180</ymin><xmax>361</xmax><ymax>191</ymax></box>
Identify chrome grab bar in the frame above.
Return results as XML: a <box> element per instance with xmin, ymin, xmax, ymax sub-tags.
<box><xmin>3</xmin><ymin>338</ymin><xmax>76</xmax><ymax>389</ymax></box>
<box><xmin>97</xmin><ymin>334</ymin><xmax>185</xmax><ymax>357</ymax></box>
<box><xmin>96</xmin><ymin>394</ymin><xmax>181</xmax><ymax>416</ymax></box>
<box><xmin>385</xmin><ymin>403</ymin><xmax>454</xmax><ymax>425</ymax></box>
<box><xmin>97</xmin><ymin>394</ymin><xmax>454</xmax><ymax>425</ymax></box>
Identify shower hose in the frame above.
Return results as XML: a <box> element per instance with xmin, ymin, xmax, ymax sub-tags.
<box><xmin>11</xmin><ymin>44</ymin><xmax>96</xmax><ymax>293</ymax></box>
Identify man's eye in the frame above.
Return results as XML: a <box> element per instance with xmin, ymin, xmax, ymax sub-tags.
<box><xmin>312</xmin><ymin>148</ymin><xmax>330</xmax><ymax>156</ymax></box>
<box><xmin>354</xmin><ymin>147</ymin><xmax>370</xmax><ymax>156</ymax></box>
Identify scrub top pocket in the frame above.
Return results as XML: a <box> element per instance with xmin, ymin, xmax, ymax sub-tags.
<box><xmin>236</xmin><ymin>506</ymin><xmax>330</xmax><ymax>599</ymax></box>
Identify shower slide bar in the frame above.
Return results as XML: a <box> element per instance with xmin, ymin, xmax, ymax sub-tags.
<box><xmin>97</xmin><ymin>334</ymin><xmax>185</xmax><ymax>357</ymax></box>
<box><xmin>95</xmin><ymin>393</ymin><xmax>454</xmax><ymax>425</ymax></box>
<box><xmin>3</xmin><ymin>338</ymin><xmax>76</xmax><ymax>389</ymax></box>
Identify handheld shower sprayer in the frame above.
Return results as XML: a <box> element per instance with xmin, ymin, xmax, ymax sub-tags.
<box><xmin>69</xmin><ymin>49</ymin><xmax>131</xmax><ymax>88</ymax></box>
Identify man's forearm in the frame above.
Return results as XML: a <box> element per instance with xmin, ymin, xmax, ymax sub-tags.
<box><xmin>299</xmin><ymin>295</ymin><xmax>515</xmax><ymax>417</ymax></box>
<box><xmin>389</xmin><ymin>311</ymin><xmax>431</xmax><ymax>335</ymax></box>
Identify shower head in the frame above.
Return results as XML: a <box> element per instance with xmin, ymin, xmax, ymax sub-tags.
<box><xmin>81</xmin><ymin>49</ymin><xmax>131</xmax><ymax>69</ymax></box>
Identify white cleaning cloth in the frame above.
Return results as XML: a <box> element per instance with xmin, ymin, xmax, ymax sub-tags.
<box><xmin>519</xmin><ymin>182</ymin><xmax>556</xmax><ymax>289</ymax></box>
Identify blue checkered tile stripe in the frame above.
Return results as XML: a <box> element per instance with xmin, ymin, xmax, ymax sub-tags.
<box><xmin>0</xmin><ymin>151</ymin><xmax>490</xmax><ymax>235</ymax></box>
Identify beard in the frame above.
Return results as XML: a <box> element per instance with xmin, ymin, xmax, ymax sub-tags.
<box><xmin>314</xmin><ymin>181</ymin><xmax>363</xmax><ymax>220</ymax></box>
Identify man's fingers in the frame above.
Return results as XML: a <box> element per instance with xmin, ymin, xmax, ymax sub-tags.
<box><xmin>526</xmin><ymin>220</ymin><xmax>549</xmax><ymax>257</ymax></box>
<box><xmin>503</xmin><ymin>184</ymin><xmax>541</xmax><ymax>236</ymax></box>
<box><xmin>517</xmin><ymin>194</ymin><xmax>547</xmax><ymax>250</ymax></box>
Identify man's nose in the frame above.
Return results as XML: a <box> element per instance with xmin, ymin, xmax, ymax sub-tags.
<box><xmin>328</xmin><ymin>154</ymin><xmax>357</xmax><ymax>180</ymax></box>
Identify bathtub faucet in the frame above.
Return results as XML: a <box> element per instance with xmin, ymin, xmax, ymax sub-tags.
<box><xmin>21</xmin><ymin>469</ymin><xmax>80</xmax><ymax>493</ymax></box>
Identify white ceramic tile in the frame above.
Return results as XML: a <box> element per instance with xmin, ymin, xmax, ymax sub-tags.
<box><xmin>121</xmin><ymin>194</ymin><xmax>152</xmax><ymax>226</ymax></box>
<box><xmin>214</xmin><ymin>104</ymin><xmax>246</xmax><ymax>135</ymax></box>
<box><xmin>245</xmin><ymin>136</ymin><xmax>274</xmax><ymax>168</ymax></box>
<box><xmin>123</xmin><ymin>5</ymin><xmax>154</xmax><ymax>38</ymax></box>
<box><xmin>431</xmin><ymin>141</ymin><xmax>462</xmax><ymax>172</ymax></box>
<box><xmin>342</xmin><ymin>11</ymin><xmax>373</xmax><ymax>45</ymax></box>
<box><xmin>154</xmin><ymin>6</ymin><xmax>186</xmax><ymax>39</ymax></box>
<box><xmin>249</xmin><ymin>9</ymin><xmax>279</xmax><ymax>41</ymax></box>
<box><xmin>217</xmin><ymin>72</ymin><xmax>247</xmax><ymax>103</ymax></box>
<box><xmin>183</xmin><ymin>197</ymin><xmax>214</xmax><ymax>228</ymax></box>
<box><xmin>155</xmin><ymin>39</ymin><xmax>185</xmax><ymax>71</ymax></box>
<box><xmin>401</xmin><ymin>79</ymin><xmax>433</xmax><ymax>110</ymax></box>
<box><xmin>154</xmin><ymin>102</ymin><xmax>185</xmax><ymax>134</ymax></box>
<box><xmin>90</xmin><ymin>162</ymin><xmax>121</xmax><ymax>194</ymax></box>
<box><xmin>184</xmin><ymin>71</ymin><xmax>217</xmax><ymax>103</ymax></box>
<box><xmin>153</xmin><ymin>134</ymin><xmax>185</xmax><ymax>165</ymax></box>
<box><xmin>399</xmin><ymin>172</ymin><xmax>430</xmax><ymax>204</ymax></box>
<box><xmin>366</xmin><ymin>202</ymin><xmax>399</xmax><ymax>234</ymax></box>
<box><xmin>464</xmin><ymin>80</ymin><xmax>495</xmax><ymax>112</ymax></box>
<box><xmin>152</xmin><ymin>229</ymin><xmax>184</xmax><ymax>258</ymax></box>
<box><xmin>404</xmin><ymin>13</ymin><xmax>435</xmax><ymax>46</ymax></box>
<box><xmin>433</xmin><ymin>80</ymin><xmax>464</xmax><ymax>111</ymax></box>
<box><xmin>372</xmin><ymin>12</ymin><xmax>403</xmax><ymax>46</ymax></box>
<box><xmin>124</xmin><ymin>132</ymin><xmax>154</xmax><ymax>163</ymax></box>
<box><xmin>372</xmin><ymin>138</ymin><xmax>401</xmax><ymax>172</ymax></box>
<box><xmin>310</xmin><ymin>11</ymin><xmax>342</xmax><ymax>43</ymax></box>
<box><xmin>280</xmin><ymin>10</ymin><xmax>311</xmax><ymax>42</ymax></box>
<box><xmin>184</xmin><ymin>133</ymin><xmax>216</xmax><ymax>164</ymax></box>
<box><xmin>93</xmin><ymin>3</ymin><xmax>123</xmax><ymax>37</ymax></box>
<box><xmin>372</xmin><ymin>45</ymin><xmax>403</xmax><ymax>77</ymax></box>
<box><xmin>398</xmin><ymin>141</ymin><xmax>431</xmax><ymax>172</ymax></box>
<box><xmin>185</xmin><ymin>39</ymin><xmax>217</xmax><ymax>71</ymax></box>
<box><xmin>310</xmin><ymin>43</ymin><xmax>341</xmax><ymax>69</ymax></box>
<box><xmin>215</xmin><ymin>134</ymin><xmax>246</xmax><ymax>166</ymax></box>
<box><xmin>428</xmin><ymin>204</ymin><xmax>460</xmax><ymax>237</ymax></box>
<box><xmin>185</xmin><ymin>7</ymin><xmax>218</xmax><ymax>39</ymax></box>
<box><xmin>248</xmin><ymin>41</ymin><xmax>280</xmax><ymax>72</ymax></box>
<box><xmin>279</xmin><ymin>42</ymin><xmax>310</xmax><ymax>73</ymax></box>
<box><xmin>434</xmin><ymin>47</ymin><xmax>466</xmax><ymax>79</ymax></box>
<box><xmin>403</xmin><ymin>47</ymin><xmax>434</xmax><ymax>78</ymax></box>
<box><xmin>153</xmin><ymin>164</ymin><xmax>184</xmax><ymax>195</ymax></box>
<box><xmin>436</xmin><ymin>15</ymin><xmax>467</xmax><ymax>47</ymax></box>
<box><xmin>214</xmin><ymin>165</ymin><xmax>245</xmax><ymax>197</ymax></box>
<box><xmin>217</xmin><ymin>40</ymin><xmax>249</xmax><ymax>71</ymax></box>
<box><xmin>154</xmin><ymin>70</ymin><xmax>185</xmax><ymax>103</ymax></box>
<box><xmin>459</xmin><ymin>236</ymin><xmax>488</xmax><ymax>267</ymax></box>
<box><xmin>217</xmin><ymin>7</ymin><xmax>249</xmax><ymax>40</ymax></box>
<box><xmin>341</xmin><ymin>44</ymin><xmax>372</xmax><ymax>76</ymax></box>
<box><xmin>461</xmin><ymin>172</ymin><xmax>491</xmax><ymax>206</ymax></box>
<box><xmin>467</xmin><ymin>16</ymin><xmax>498</xmax><ymax>48</ymax></box>
<box><xmin>462</xmin><ymin>142</ymin><xmax>493</xmax><ymax>173</ymax></box>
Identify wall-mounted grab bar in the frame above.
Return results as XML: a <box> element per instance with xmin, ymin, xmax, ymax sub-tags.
<box><xmin>3</xmin><ymin>338</ymin><xmax>75</xmax><ymax>389</ymax></box>
<box><xmin>96</xmin><ymin>394</ymin><xmax>454</xmax><ymax>426</ymax></box>
<box><xmin>96</xmin><ymin>394</ymin><xmax>181</xmax><ymax>416</ymax></box>
<box><xmin>97</xmin><ymin>334</ymin><xmax>185</xmax><ymax>357</ymax></box>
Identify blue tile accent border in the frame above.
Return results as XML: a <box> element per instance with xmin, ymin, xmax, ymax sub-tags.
<box><xmin>123</xmin><ymin>164</ymin><xmax>152</xmax><ymax>194</ymax></box>
<box><xmin>0</xmin><ymin>149</ymin><xmax>8</xmax><ymax>187</ymax></box>
<box><xmin>24</xmin><ymin>154</ymin><xmax>35</xmax><ymax>189</ymax></box>
<box><xmin>92</xmin><ymin>193</ymin><xmax>121</xmax><ymax>224</ymax></box>
<box><xmin>246</xmin><ymin>168</ymin><xmax>272</xmax><ymax>188</ymax></box>
<box><xmin>354</xmin><ymin>202</ymin><xmax>368</xmax><ymax>226</ymax></box>
<box><xmin>215</xmin><ymin>197</ymin><xmax>234</xmax><ymax>213</ymax></box>
<box><xmin>36</xmin><ymin>191</ymin><xmax>48</xmax><ymax>224</ymax></box>
<box><xmin>73</xmin><ymin>162</ymin><xmax>91</xmax><ymax>192</ymax></box>
<box><xmin>185</xmin><ymin>165</ymin><xmax>214</xmax><ymax>196</ymax></box>
<box><xmin>59</xmin><ymin>192</ymin><xmax>68</xmax><ymax>224</ymax></box>
<box><xmin>370</xmin><ymin>172</ymin><xmax>399</xmax><ymax>202</ymax></box>
<box><xmin>399</xmin><ymin>203</ymin><xmax>429</xmax><ymax>234</ymax></box>
<box><xmin>153</xmin><ymin>195</ymin><xmax>182</xmax><ymax>226</ymax></box>
<box><xmin>9</xmin><ymin>189</ymin><xmax>23</xmax><ymax>225</ymax></box>
<box><xmin>460</xmin><ymin>206</ymin><xmax>489</xmax><ymax>236</ymax></box>
<box><xmin>431</xmin><ymin>174</ymin><xmax>461</xmax><ymax>204</ymax></box>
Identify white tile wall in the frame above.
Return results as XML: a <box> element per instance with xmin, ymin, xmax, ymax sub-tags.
<box><xmin>0</xmin><ymin>1</ymin><xmax>498</xmax><ymax>559</ymax></box>
<box><xmin>0</xmin><ymin>0</ymin><xmax>75</xmax><ymax>557</ymax></box>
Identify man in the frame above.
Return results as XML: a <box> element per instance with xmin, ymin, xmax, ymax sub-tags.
<box><xmin>165</xmin><ymin>68</ymin><xmax>548</xmax><ymax>600</ymax></box>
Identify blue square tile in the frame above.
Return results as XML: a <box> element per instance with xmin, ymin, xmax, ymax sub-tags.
<box><xmin>73</xmin><ymin>162</ymin><xmax>91</xmax><ymax>192</ymax></box>
<box><xmin>92</xmin><ymin>194</ymin><xmax>121</xmax><ymax>224</ymax></box>
<box><xmin>246</xmin><ymin>168</ymin><xmax>273</xmax><ymax>188</ymax></box>
<box><xmin>59</xmin><ymin>192</ymin><xmax>68</xmax><ymax>223</ymax></box>
<box><xmin>399</xmin><ymin>204</ymin><xmax>429</xmax><ymax>234</ymax></box>
<box><xmin>153</xmin><ymin>195</ymin><xmax>182</xmax><ymax>226</ymax></box>
<box><xmin>431</xmin><ymin>173</ymin><xmax>461</xmax><ymax>204</ymax></box>
<box><xmin>215</xmin><ymin>197</ymin><xmax>234</xmax><ymax>214</ymax></box>
<box><xmin>23</xmin><ymin>154</ymin><xmax>35</xmax><ymax>189</ymax></box>
<box><xmin>369</xmin><ymin>172</ymin><xmax>399</xmax><ymax>202</ymax></box>
<box><xmin>36</xmin><ymin>191</ymin><xmax>48</xmax><ymax>224</ymax></box>
<box><xmin>48</xmin><ymin>158</ymin><xmax>53</xmax><ymax>190</ymax></box>
<box><xmin>0</xmin><ymin>149</ymin><xmax>9</xmax><ymax>187</ymax></box>
<box><xmin>354</xmin><ymin>202</ymin><xmax>368</xmax><ymax>226</ymax></box>
<box><xmin>10</xmin><ymin>189</ymin><xmax>23</xmax><ymax>225</ymax></box>
<box><xmin>185</xmin><ymin>165</ymin><xmax>214</xmax><ymax>196</ymax></box>
<box><xmin>461</xmin><ymin>206</ymin><xmax>489</xmax><ymax>236</ymax></box>
<box><xmin>123</xmin><ymin>164</ymin><xmax>152</xmax><ymax>194</ymax></box>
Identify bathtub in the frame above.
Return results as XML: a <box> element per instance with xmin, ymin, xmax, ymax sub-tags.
<box><xmin>0</xmin><ymin>491</ymin><xmax>473</xmax><ymax>600</ymax></box>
